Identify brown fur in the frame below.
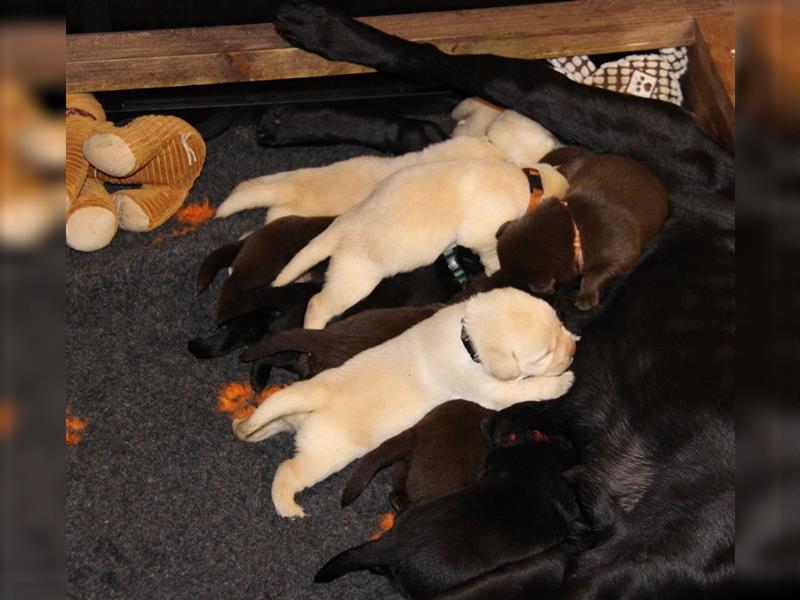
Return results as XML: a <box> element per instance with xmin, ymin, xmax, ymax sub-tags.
<box><xmin>196</xmin><ymin>215</ymin><xmax>334</xmax><ymax>322</ymax></box>
<box><xmin>340</xmin><ymin>400</ymin><xmax>493</xmax><ymax>513</ymax></box>
<box><xmin>495</xmin><ymin>147</ymin><xmax>668</xmax><ymax>309</ymax></box>
<box><xmin>239</xmin><ymin>305</ymin><xmax>441</xmax><ymax>380</ymax></box>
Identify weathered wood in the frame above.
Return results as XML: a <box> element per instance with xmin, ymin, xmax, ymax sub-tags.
<box><xmin>685</xmin><ymin>13</ymin><xmax>735</xmax><ymax>151</ymax></box>
<box><xmin>67</xmin><ymin>0</ymin><xmax>734</xmax><ymax>92</ymax></box>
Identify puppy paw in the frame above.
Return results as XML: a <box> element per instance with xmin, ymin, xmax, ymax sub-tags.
<box><xmin>575</xmin><ymin>290</ymin><xmax>599</xmax><ymax>310</ymax></box>
<box><xmin>549</xmin><ymin>370</ymin><xmax>575</xmax><ymax>398</ymax></box>
<box><xmin>275</xmin><ymin>499</ymin><xmax>307</xmax><ymax>519</ymax></box>
<box><xmin>232</xmin><ymin>417</ymin><xmax>254</xmax><ymax>441</ymax></box>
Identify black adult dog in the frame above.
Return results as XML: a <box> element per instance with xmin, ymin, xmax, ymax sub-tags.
<box><xmin>271</xmin><ymin>2</ymin><xmax>735</xmax><ymax>598</ymax></box>
<box><xmin>316</xmin><ymin>408</ymin><xmax>582</xmax><ymax>599</ymax></box>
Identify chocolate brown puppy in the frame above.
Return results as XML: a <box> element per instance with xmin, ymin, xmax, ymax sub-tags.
<box><xmin>495</xmin><ymin>146</ymin><xmax>668</xmax><ymax>310</ymax></box>
<box><xmin>196</xmin><ymin>215</ymin><xmax>334</xmax><ymax>323</ymax></box>
<box><xmin>240</xmin><ymin>305</ymin><xmax>441</xmax><ymax>391</ymax></box>
<box><xmin>341</xmin><ymin>400</ymin><xmax>493</xmax><ymax>514</ymax></box>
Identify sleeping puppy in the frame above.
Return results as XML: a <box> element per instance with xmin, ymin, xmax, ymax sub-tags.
<box><xmin>215</xmin><ymin>136</ymin><xmax>503</xmax><ymax>222</ymax></box>
<box><xmin>314</xmin><ymin>409</ymin><xmax>581</xmax><ymax>599</ymax></box>
<box><xmin>240</xmin><ymin>305</ymin><xmax>441</xmax><ymax>391</ymax></box>
<box><xmin>232</xmin><ymin>287</ymin><xmax>576</xmax><ymax>517</ymax></box>
<box><xmin>340</xmin><ymin>400</ymin><xmax>493</xmax><ymax>514</ymax></box>
<box><xmin>494</xmin><ymin>146</ymin><xmax>668</xmax><ymax>309</ymax></box>
<box><xmin>272</xmin><ymin>159</ymin><xmax>569</xmax><ymax>328</ymax></box>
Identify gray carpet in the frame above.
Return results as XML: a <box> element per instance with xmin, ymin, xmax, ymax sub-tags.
<box><xmin>66</xmin><ymin>124</ymin><xmax>405</xmax><ymax>599</ymax></box>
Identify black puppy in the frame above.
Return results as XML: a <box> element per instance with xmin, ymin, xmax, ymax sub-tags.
<box><xmin>274</xmin><ymin>2</ymin><xmax>735</xmax><ymax>598</ymax></box>
<box><xmin>315</xmin><ymin>412</ymin><xmax>581</xmax><ymax>599</ymax></box>
<box><xmin>341</xmin><ymin>400</ymin><xmax>493</xmax><ymax>514</ymax></box>
<box><xmin>189</xmin><ymin>216</ymin><xmax>482</xmax><ymax>361</ymax></box>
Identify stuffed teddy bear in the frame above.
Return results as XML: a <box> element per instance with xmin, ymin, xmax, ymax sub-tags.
<box><xmin>66</xmin><ymin>92</ymin><xmax>206</xmax><ymax>251</ymax></box>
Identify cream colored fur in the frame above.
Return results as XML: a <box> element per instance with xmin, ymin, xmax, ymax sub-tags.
<box><xmin>451</xmin><ymin>97</ymin><xmax>504</xmax><ymax>138</ymax></box>
<box><xmin>232</xmin><ymin>288</ymin><xmax>577</xmax><ymax>518</ymax></box>
<box><xmin>272</xmin><ymin>158</ymin><xmax>569</xmax><ymax>328</ymax></box>
<box><xmin>216</xmin><ymin>99</ymin><xmax>561</xmax><ymax>223</ymax></box>
<box><xmin>215</xmin><ymin>136</ymin><xmax>503</xmax><ymax>222</ymax></box>
<box><xmin>486</xmin><ymin>110</ymin><xmax>563</xmax><ymax>167</ymax></box>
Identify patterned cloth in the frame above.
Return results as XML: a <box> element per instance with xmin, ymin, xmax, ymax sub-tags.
<box><xmin>549</xmin><ymin>48</ymin><xmax>688</xmax><ymax>106</ymax></box>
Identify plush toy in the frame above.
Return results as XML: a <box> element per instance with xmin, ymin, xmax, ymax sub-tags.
<box><xmin>65</xmin><ymin>92</ymin><xmax>206</xmax><ymax>251</ymax></box>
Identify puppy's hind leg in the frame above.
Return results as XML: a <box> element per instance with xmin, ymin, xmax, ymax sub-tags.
<box><xmin>303</xmin><ymin>256</ymin><xmax>384</xmax><ymax>329</ymax></box>
<box><xmin>272</xmin><ymin>440</ymin><xmax>357</xmax><ymax>518</ymax></box>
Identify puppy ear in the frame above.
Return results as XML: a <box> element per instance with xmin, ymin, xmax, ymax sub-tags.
<box><xmin>481</xmin><ymin>346</ymin><xmax>521</xmax><ymax>381</ymax></box>
<box><xmin>479</xmin><ymin>417</ymin><xmax>495</xmax><ymax>442</ymax></box>
<box><xmin>529</xmin><ymin>277</ymin><xmax>556</xmax><ymax>295</ymax></box>
<box><xmin>495</xmin><ymin>220</ymin><xmax>514</xmax><ymax>240</ymax></box>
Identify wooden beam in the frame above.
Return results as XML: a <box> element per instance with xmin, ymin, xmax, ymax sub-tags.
<box><xmin>67</xmin><ymin>0</ymin><xmax>734</xmax><ymax>93</ymax></box>
<box><xmin>685</xmin><ymin>13</ymin><xmax>735</xmax><ymax>151</ymax></box>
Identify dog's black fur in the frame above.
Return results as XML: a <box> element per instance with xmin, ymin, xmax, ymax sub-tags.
<box><xmin>240</xmin><ymin>305</ymin><xmax>440</xmax><ymax>391</ymax></box>
<box><xmin>316</xmin><ymin>411</ymin><xmax>581</xmax><ymax>599</ymax></box>
<box><xmin>258</xmin><ymin>103</ymin><xmax>448</xmax><ymax>153</ymax></box>
<box><xmin>189</xmin><ymin>215</ymin><xmax>482</xmax><ymax>362</ymax></box>
<box><xmin>273</xmin><ymin>2</ymin><xmax>735</xmax><ymax>598</ymax></box>
<box><xmin>341</xmin><ymin>400</ymin><xmax>493</xmax><ymax>514</ymax></box>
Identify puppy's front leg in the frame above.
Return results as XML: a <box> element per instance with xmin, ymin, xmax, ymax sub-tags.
<box><xmin>486</xmin><ymin>371</ymin><xmax>575</xmax><ymax>408</ymax></box>
<box><xmin>575</xmin><ymin>265</ymin><xmax>620</xmax><ymax>311</ymax></box>
<box><xmin>474</xmin><ymin>244</ymin><xmax>501</xmax><ymax>276</ymax></box>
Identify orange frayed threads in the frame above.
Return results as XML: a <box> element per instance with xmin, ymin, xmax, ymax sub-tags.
<box><xmin>216</xmin><ymin>381</ymin><xmax>287</xmax><ymax>420</ymax></box>
<box><xmin>176</xmin><ymin>198</ymin><xmax>215</xmax><ymax>227</ymax></box>
<box><xmin>152</xmin><ymin>197</ymin><xmax>215</xmax><ymax>243</ymax></box>
<box><xmin>66</xmin><ymin>408</ymin><xmax>87</xmax><ymax>446</ymax></box>
<box><xmin>369</xmin><ymin>512</ymin><xmax>397</xmax><ymax>541</ymax></box>
<box><xmin>0</xmin><ymin>398</ymin><xmax>18</xmax><ymax>443</ymax></box>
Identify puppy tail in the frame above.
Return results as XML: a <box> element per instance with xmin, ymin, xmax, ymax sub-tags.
<box><xmin>196</xmin><ymin>242</ymin><xmax>242</xmax><ymax>293</ymax></box>
<box><xmin>314</xmin><ymin>539</ymin><xmax>388</xmax><ymax>584</ymax></box>
<box><xmin>216</xmin><ymin>178</ymin><xmax>291</xmax><ymax>218</ymax></box>
<box><xmin>341</xmin><ymin>429</ymin><xmax>416</xmax><ymax>508</ymax></box>
<box><xmin>272</xmin><ymin>230</ymin><xmax>335</xmax><ymax>287</ymax></box>
<box><xmin>233</xmin><ymin>383</ymin><xmax>323</xmax><ymax>442</ymax></box>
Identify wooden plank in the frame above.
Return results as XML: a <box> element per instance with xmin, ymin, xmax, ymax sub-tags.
<box><xmin>685</xmin><ymin>13</ymin><xmax>735</xmax><ymax>151</ymax></box>
<box><xmin>67</xmin><ymin>0</ymin><xmax>734</xmax><ymax>92</ymax></box>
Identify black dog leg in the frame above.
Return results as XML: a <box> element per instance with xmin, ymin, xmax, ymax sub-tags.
<box><xmin>258</xmin><ymin>103</ymin><xmax>447</xmax><ymax>153</ymax></box>
<box><xmin>274</xmin><ymin>0</ymin><xmax>733</xmax><ymax>196</ymax></box>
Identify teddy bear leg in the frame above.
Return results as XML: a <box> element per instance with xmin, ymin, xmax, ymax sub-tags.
<box><xmin>83</xmin><ymin>115</ymin><xmax>197</xmax><ymax>178</ymax></box>
<box><xmin>113</xmin><ymin>184</ymin><xmax>189</xmax><ymax>232</ymax></box>
<box><xmin>66</xmin><ymin>179</ymin><xmax>119</xmax><ymax>251</ymax></box>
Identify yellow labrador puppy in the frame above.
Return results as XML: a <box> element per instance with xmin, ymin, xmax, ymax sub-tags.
<box><xmin>232</xmin><ymin>287</ymin><xmax>577</xmax><ymax>518</ymax></box>
<box><xmin>271</xmin><ymin>158</ymin><xmax>568</xmax><ymax>328</ymax></box>
<box><xmin>215</xmin><ymin>99</ymin><xmax>561</xmax><ymax>223</ymax></box>
<box><xmin>215</xmin><ymin>136</ymin><xmax>503</xmax><ymax>222</ymax></box>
